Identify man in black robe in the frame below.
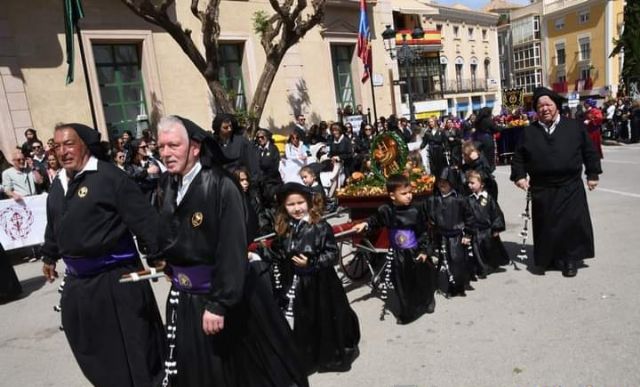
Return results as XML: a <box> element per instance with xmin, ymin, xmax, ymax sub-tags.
<box><xmin>511</xmin><ymin>87</ymin><xmax>602</xmax><ymax>277</ymax></box>
<box><xmin>155</xmin><ymin>115</ymin><xmax>307</xmax><ymax>386</ymax></box>
<box><xmin>41</xmin><ymin>123</ymin><xmax>165</xmax><ymax>387</ymax></box>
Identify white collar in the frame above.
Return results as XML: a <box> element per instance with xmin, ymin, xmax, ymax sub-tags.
<box><xmin>441</xmin><ymin>190</ymin><xmax>456</xmax><ymax>198</ymax></box>
<box><xmin>333</xmin><ymin>135</ymin><xmax>344</xmax><ymax>144</ymax></box>
<box><xmin>538</xmin><ymin>114</ymin><xmax>561</xmax><ymax>133</ymax></box>
<box><xmin>176</xmin><ymin>161</ymin><xmax>202</xmax><ymax>205</ymax></box>
<box><xmin>59</xmin><ymin>156</ymin><xmax>98</xmax><ymax>195</ymax></box>
<box><xmin>472</xmin><ymin>191</ymin><xmax>488</xmax><ymax>200</ymax></box>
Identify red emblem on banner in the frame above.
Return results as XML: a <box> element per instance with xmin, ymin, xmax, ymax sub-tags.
<box><xmin>0</xmin><ymin>204</ymin><xmax>34</xmax><ymax>241</ymax></box>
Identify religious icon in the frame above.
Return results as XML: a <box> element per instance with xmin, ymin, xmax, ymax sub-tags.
<box><xmin>370</xmin><ymin>132</ymin><xmax>408</xmax><ymax>179</ymax></box>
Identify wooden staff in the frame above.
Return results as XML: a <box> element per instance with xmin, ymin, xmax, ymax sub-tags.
<box><xmin>515</xmin><ymin>189</ymin><xmax>531</xmax><ymax>269</ymax></box>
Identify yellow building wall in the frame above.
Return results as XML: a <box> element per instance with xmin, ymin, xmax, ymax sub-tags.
<box><xmin>546</xmin><ymin>0</ymin><xmax>624</xmax><ymax>93</ymax></box>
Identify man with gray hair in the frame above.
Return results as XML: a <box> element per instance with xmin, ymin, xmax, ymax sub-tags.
<box><xmin>2</xmin><ymin>149</ymin><xmax>43</xmax><ymax>200</ymax></box>
<box><xmin>155</xmin><ymin>115</ymin><xmax>307</xmax><ymax>386</ymax></box>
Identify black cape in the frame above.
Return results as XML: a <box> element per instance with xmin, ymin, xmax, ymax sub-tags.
<box><xmin>466</xmin><ymin>193</ymin><xmax>509</xmax><ymax>272</ymax></box>
<box><xmin>510</xmin><ymin>117</ymin><xmax>602</xmax><ymax>267</ymax></box>
<box><xmin>41</xmin><ymin>160</ymin><xmax>165</xmax><ymax>387</ymax></box>
<box><xmin>426</xmin><ymin>191</ymin><xmax>474</xmax><ymax>294</ymax></box>
<box><xmin>262</xmin><ymin>219</ymin><xmax>360</xmax><ymax>374</ymax></box>
<box><xmin>156</xmin><ymin>165</ymin><xmax>308</xmax><ymax>386</ymax></box>
<box><xmin>0</xmin><ymin>244</ymin><xmax>22</xmax><ymax>300</ymax></box>
<box><xmin>366</xmin><ymin>203</ymin><xmax>436</xmax><ymax>323</ymax></box>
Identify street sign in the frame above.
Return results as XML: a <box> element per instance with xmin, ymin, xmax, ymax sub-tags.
<box><xmin>392</xmin><ymin>80</ymin><xmax>407</xmax><ymax>86</ymax></box>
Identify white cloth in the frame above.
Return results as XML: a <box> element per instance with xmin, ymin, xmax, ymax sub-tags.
<box><xmin>177</xmin><ymin>161</ymin><xmax>202</xmax><ymax>206</ymax></box>
<box><xmin>472</xmin><ymin>191</ymin><xmax>488</xmax><ymax>200</ymax></box>
<box><xmin>59</xmin><ymin>156</ymin><xmax>98</xmax><ymax>195</ymax></box>
<box><xmin>538</xmin><ymin>114</ymin><xmax>561</xmax><ymax>135</ymax></box>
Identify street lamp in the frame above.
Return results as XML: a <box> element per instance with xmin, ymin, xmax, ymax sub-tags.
<box><xmin>382</xmin><ymin>24</ymin><xmax>424</xmax><ymax>128</ymax></box>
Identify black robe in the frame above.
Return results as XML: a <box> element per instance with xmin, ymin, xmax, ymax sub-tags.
<box><xmin>443</xmin><ymin>128</ymin><xmax>462</xmax><ymax>168</ymax></box>
<box><xmin>366</xmin><ymin>204</ymin><xmax>436</xmax><ymax>323</ymax></box>
<box><xmin>217</xmin><ymin>134</ymin><xmax>263</xmax><ymax>182</ymax></box>
<box><xmin>421</xmin><ymin>129</ymin><xmax>446</xmax><ymax>177</ymax></box>
<box><xmin>41</xmin><ymin>160</ymin><xmax>165</xmax><ymax>387</ymax></box>
<box><xmin>0</xmin><ymin>244</ymin><xmax>22</xmax><ymax>301</ymax></box>
<box><xmin>263</xmin><ymin>220</ymin><xmax>360</xmax><ymax>375</ymax></box>
<box><xmin>257</xmin><ymin>142</ymin><xmax>283</xmax><ymax>207</ymax></box>
<box><xmin>328</xmin><ymin>136</ymin><xmax>354</xmax><ymax>175</ymax></box>
<box><xmin>511</xmin><ymin>117</ymin><xmax>602</xmax><ymax>268</ymax></box>
<box><xmin>466</xmin><ymin>192</ymin><xmax>509</xmax><ymax>272</ymax></box>
<box><xmin>426</xmin><ymin>191</ymin><xmax>474</xmax><ymax>295</ymax></box>
<box><xmin>461</xmin><ymin>154</ymin><xmax>498</xmax><ymax>201</ymax></box>
<box><xmin>156</xmin><ymin>166</ymin><xmax>307</xmax><ymax>387</ymax></box>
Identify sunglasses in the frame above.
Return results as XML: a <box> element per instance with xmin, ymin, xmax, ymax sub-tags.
<box><xmin>256</xmin><ymin>136</ymin><xmax>265</xmax><ymax>140</ymax></box>
<box><xmin>32</xmin><ymin>145</ymin><xmax>42</xmax><ymax>149</ymax></box>
<box><xmin>139</xmin><ymin>145</ymin><xmax>148</xmax><ymax>149</ymax></box>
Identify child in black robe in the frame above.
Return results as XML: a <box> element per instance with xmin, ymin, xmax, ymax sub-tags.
<box><xmin>427</xmin><ymin>167</ymin><xmax>474</xmax><ymax>297</ymax></box>
<box><xmin>461</xmin><ymin>140</ymin><xmax>498</xmax><ymax>200</ymax></box>
<box><xmin>262</xmin><ymin>182</ymin><xmax>360</xmax><ymax>375</ymax></box>
<box><xmin>465</xmin><ymin>170</ymin><xmax>509</xmax><ymax>277</ymax></box>
<box><xmin>299</xmin><ymin>165</ymin><xmax>328</xmax><ymax>210</ymax></box>
<box><xmin>353</xmin><ymin>174</ymin><xmax>437</xmax><ymax>324</ymax></box>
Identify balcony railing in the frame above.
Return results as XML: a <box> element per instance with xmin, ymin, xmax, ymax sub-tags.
<box><xmin>575</xmin><ymin>77</ymin><xmax>593</xmax><ymax>91</ymax></box>
<box><xmin>552</xmin><ymin>81</ymin><xmax>568</xmax><ymax>93</ymax></box>
<box><xmin>442</xmin><ymin>78</ymin><xmax>489</xmax><ymax>94</ymax></box>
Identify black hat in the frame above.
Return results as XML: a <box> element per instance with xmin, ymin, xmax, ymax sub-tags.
<box><xmin>438</xmin><ymin>167</ymin><xmax>458</xmax><ymax>186</ymax></box>
<box><xmin>532</xmin><ymin>87</ymin><xmax>565</xmax><ymax>110</ymax></box>
<box><xmin>276</xmin><ymin>182</ymin><xmax>314</xmax><ymax>204</ymax></box>
<box><xmin>172</xmin><ymin>115</ymin><xmax>229</xmax><ymax>167</ymax></box>
<box><xmin>63</xmin><ymin>123</ymin><xmax>107</xmax><ymax>160</ymax></box>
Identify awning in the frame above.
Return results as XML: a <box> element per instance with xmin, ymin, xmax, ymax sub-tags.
<box><xmin>486</xmin><ymin>99</ymin><xmax>495</xmax><ymax>108</ymax></box>
<box><xmin>392</xmin><ymin>0</ymin><xmax>438</xmax><ymax>15</ymax></box>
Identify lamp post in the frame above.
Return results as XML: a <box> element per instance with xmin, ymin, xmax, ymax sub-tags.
<box><xmin>382</xmin><ymin>24</ymin><xmax>424</xmax><ymax>129</ymax></box>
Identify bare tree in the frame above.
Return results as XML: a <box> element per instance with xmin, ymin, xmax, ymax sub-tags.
<box><xmin>121</xmin><ymin>0</ymin><xmax>326</xmax><ymax>128</ymax></box>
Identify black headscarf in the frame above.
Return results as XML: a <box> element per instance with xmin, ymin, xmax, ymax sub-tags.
<box><xmin>532</xmin><ymin>87</ymin><xmax>565</xmax><ymax>110</ymax></box>
<box><xmin>172</xmin><ymin>115</ymin><xmax>228</xmax><ymax>167</ymax></box>
<box><xmin>64</xmin><ymin>123</ymin><xmax>108</xmax><ymax>160</ymax></box>
<box><xmin>212</xmin><ymin>113</ymin><xmax>241</xmax><ymax>136</ymax></box>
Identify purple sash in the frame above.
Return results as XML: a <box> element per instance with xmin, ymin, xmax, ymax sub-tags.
<box><xmin>63</xmin><ymin>236</ymin><xmax>138</xmax><ymax>277</ymax></box>
<box><xmin>389</xmin><ymin>228</ymin><xmax>418</xmax><ymax>250</ymax></box>
<box><xmin>169</xmin><ymin>264</ymin><xmax>214</xmax><ymax>294</ymax></box>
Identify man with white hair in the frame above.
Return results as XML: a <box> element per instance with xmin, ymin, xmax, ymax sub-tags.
<box><xmin>2</xmin><ymin>149</ymin><xmax>43</xmax><ymax>200</ymax></box>
<box><xmin>154</xmin><ymin>115</ymin><xmax>307</xmax><ymax>386</ymax></box>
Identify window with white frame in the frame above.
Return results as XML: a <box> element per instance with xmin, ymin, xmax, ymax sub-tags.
<box><xmin>555</xmin><ymin>17</ymin><xmax>565</xmax><ymax>30</ymax></box>
<box><xmin>468</xmin><ymin>27</ymin><xmax>474</xmax><ymax>39</ymax></box>
<box><xmin>482</xmin><ymin>29</ymin><xmax>487</xmax><ymax>40</ymax></box>
<box><xmin>513</xmin><ymin>43</ymin><xmax>541</xmax><ymax>70</ymax></box>
<box><xmin>555</xmin><ymin>42</ymin><xmax>566</xmax><ymax>66</ymax></box>
<box><xmin>533</xmin><ymin>16</ymin><xmax>540</xmax><ymax>39</ymax></box>
<box><xmin>514</xmin><ymin>68</ymin><xmax>542</xmax><ymax>93</ymax></box>
<box><xmin>579</xmin><ymin>10</ymin><xmax>590</xmax><ymax>24</ymax></box>
<box><xmin>580</xmin><ymin>66</ymin><xmax>591</xmax><ymax>80</ymax></box>
<box><xmin>579</xmin><ymin>37</ymin><xmax>591</xmax><ymax>61</ymax></box>
<box><xmin>453</xmin><ymin>26</ymin><xmax>459</xmax><ymax>38</ymax></box>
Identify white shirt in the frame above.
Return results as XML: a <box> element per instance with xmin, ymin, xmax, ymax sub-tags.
<box><xmin>59</xmin><ymin>156</ymin><xmax>98</xmax><ymax>195</ymax></box>
<box><xmin>606</xmin><ymin>105</ymin><xmax>616</xmax><ymax>120</ymax></box>
<box><xmin>177</xmin><ymin>161</ymin><xmax>202</xmax><ymax>206</ymax></box>
<box><xmin>538</xmin><ymin>114</ymin><xmax>561</xmax><ymax>135</ymax></box>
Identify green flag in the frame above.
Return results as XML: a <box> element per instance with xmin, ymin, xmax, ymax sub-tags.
<box><xmin>63</xmin><ymin>0</ymin><xmax>85</xmax><ymax>84</ymax></box>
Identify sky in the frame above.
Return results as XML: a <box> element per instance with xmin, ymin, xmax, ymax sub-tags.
<box><xmin>434</xmin><ymin>0</ymin><xmax>530</xmax><ymax>10</ymax></box>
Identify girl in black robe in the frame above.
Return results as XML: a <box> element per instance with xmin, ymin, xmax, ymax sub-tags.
<box><xmin>0</xmin><ymin>244</ymin><xmax>22</xmax><ymax>301</ymax></box>
<box><xmin>426</xmin><ymin>168</ymin><xmax>474</xmax><ymax>297</ymax></box>
<box><xmin>353</xmin><ymin>174</ymin><xmax>436</xmax><ymax>324</ymax></box>
<box><xmin>233</xmin><ymin>166</ymin><xmax>274</xmax><ymax>235</ymax></box>
<box><xmin>465</xmin><ymin>170</ymin><xmax>509</xmax><ymax>276</ymax></box>
<box><xmin>262</xmin><ymin>182</ymin><xmax>360</xmax><ymax>375</ymax></box>
<box><xmin>420</xmin><ymin>121</ymin><xmax>446</xmax><ymax>178</ymax></box>
<box><xmin>213</xmin><ymin>114</ymin><xmax>262</xmax><ymax>182</ymax></box>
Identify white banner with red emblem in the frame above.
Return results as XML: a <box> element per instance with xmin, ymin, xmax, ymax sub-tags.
<box><xmin>0</xmin><ymin>194</ymin><xmax>47</xmax><ymax>250</ymax></box>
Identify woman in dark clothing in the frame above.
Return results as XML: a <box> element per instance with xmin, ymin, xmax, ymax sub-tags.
<box><xmin>255</xmin><ymin>128</ymin><xmax>283</xmax><ymax>208</ymax></box>
<box><xmin>212</xmin><ymin>113</ymin><xmax>262</xmax><ymax>181</ymax></box>
<box><xmin>125</xmin><ymin>139</ymin><xmax>161</xmax><ymax>204</ymax></box>
<box><xmin>21</xmin><ymin>128</ymin><xmax>39</xmax><ymax>158</ymax></box>
<box><xmin>473</xmin><ymin>107</ymin><xmax>497</xmax><ymax>170</ymax></box>
<box><xmin>306</xmin><ymin>124</ymin><xmax>327</xmax><ymax>145</ymax></box>
<box><xmin>420</xmin><ymin>117</ymin><xmax>446</xmax><ymax>178</ymax></box>
<box><xmin>328</xmin><ymin>123</ymin><xmax>354</xmax><ymax>177</ymax></box>
<box><xmin>354</xmin><ymin>123</ymin><xmax>377</xmax><ymax>172</ymax></box>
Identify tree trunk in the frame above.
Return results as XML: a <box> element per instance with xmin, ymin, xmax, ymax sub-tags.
<box><xmin>207</xmin><ymin>78</ymin><xmax>235</xmax><ymax>115</ymax></box>
<box><xmin>248</xmin><ymin>57</ymin><xmax>281</xmax><ymax>132</ymax></box>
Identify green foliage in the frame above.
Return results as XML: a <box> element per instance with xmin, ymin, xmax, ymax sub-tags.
<box><xmin>253</xmin><ymin>11</ymin><xmax>270</xmax><ymax>36</ymax></box>
<box><xmin>610</xmin><ymin>1</ymin><xmax>640</xmax><ymax>84</ymax></box>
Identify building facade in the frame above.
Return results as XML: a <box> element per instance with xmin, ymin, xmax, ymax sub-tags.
<box><xmin>484</xmin><ymin>1</ymin><xmax>523</xmax><ymax>89</ymax></box>
<box><xmin>543</xmin><ymin>0</ymin><xmax>624</xmax><ymax>99</ymax></box>
<box><xmin>509</xmin><ymin>1</ymin><xmax>545</xmax><ymax>94</ymax></box>
<box><xmin>425</xmin><ymin>4</ymin><xmax>502</xmax><ymax>118</ymax></box>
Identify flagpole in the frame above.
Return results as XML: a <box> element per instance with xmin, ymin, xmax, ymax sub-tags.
<box><xmin>76</xmin><ymin>23</ymin><xmax>99</xmax><ymax>129</ymax></box>
<box><xmin>369</xmin><ymin>69</ymin><xmax>378</xmax><ymax>124</ymax></box>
